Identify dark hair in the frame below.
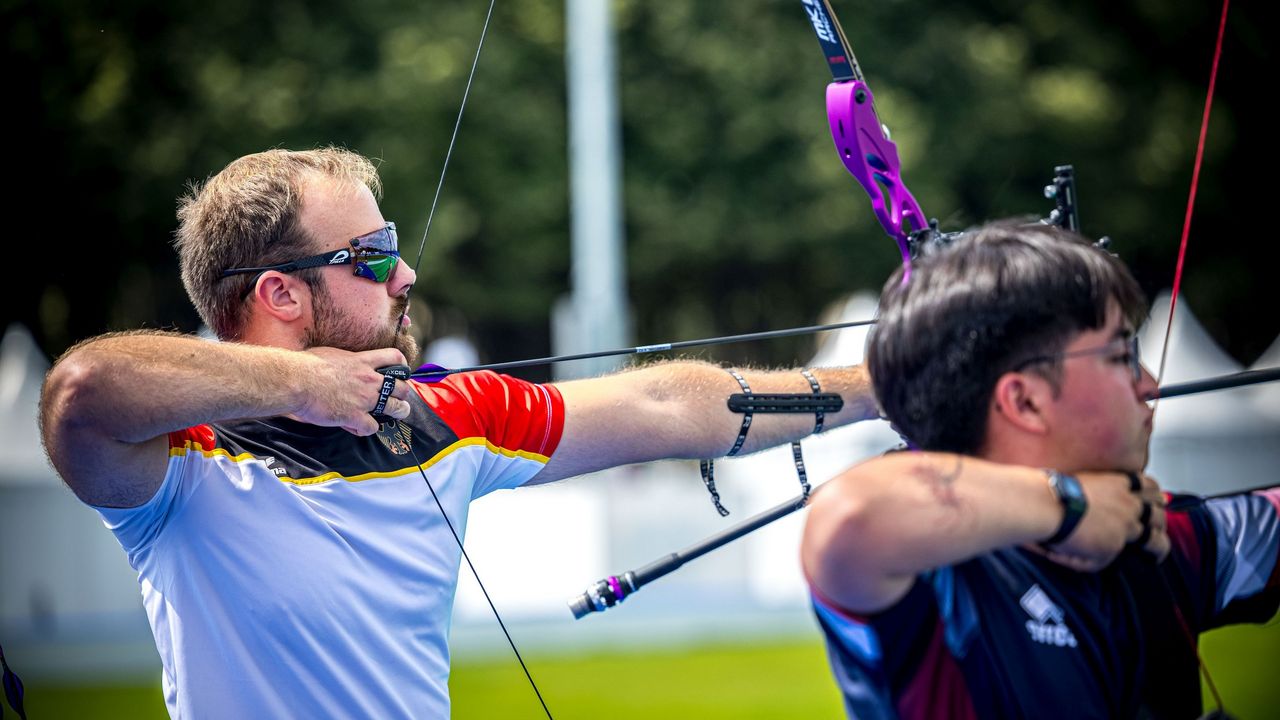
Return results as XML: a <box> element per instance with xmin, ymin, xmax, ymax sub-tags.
<box><xmin>866</xmin><ymin>220</ymin><xmax>1147</xmax><ymax>454</ymax></box>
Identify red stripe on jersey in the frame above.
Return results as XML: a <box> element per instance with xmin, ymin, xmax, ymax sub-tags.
<box><xmin>412</xmin><ymin>371</ymin><xmax>565</xmax><ymax>458</ymax></box>
<box><xmin>897</xmin><ymin>616</ymin><xmax>978</xmax><ymax>720</ymax></box>
<box><xmin>1260</xmin><ymin>487</ymin><xmax>1280</xmax><ymax>517</ymax></box>
<box><xmin>169</xmin><ymin>424</ymin><xmax>216</xmax><ymax>452</ymax></box>
<box><xmin>1167</xmin><ymin>509</ymin><xmax>1200</xmax><ymax>572</ymax></box>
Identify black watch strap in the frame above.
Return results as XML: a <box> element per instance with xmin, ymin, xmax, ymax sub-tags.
<box><xmin>1041</xmin><ymin>470</ymin><xmax>1087</xmax><ymax>548</ymax></box>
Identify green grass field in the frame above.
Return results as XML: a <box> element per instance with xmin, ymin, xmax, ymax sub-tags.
<box><xmin>21</xmin><ymin>622</ymin><xmax>1279</xmax><ymax>718</ymax></box>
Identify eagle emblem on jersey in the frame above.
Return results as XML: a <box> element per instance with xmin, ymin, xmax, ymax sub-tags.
<box><xmin>376</xmin><ymin>419</ymin><xmax>413</xmax><ymax>455</ymax></box>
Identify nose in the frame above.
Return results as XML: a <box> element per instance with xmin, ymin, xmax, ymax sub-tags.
<box><xmin>1137</xmin><ymin>362</ymin><xmax>1158</xmax><ymax>401</ymax></box>
<box><xmin>391</xmin><ymin>255</ymin><xmax>417</xmax><ymax>296</ymax></box>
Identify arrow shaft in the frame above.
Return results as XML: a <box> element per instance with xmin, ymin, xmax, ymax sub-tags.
<box><xmin>414</xmin><ymin>318</ymin><xmax>878</xmax><ymax>378</ymax></box>
<box><xmin>1156</xmin><ymin>367</ymin><xmax>1280</xmax><ymax>399</ymax></box>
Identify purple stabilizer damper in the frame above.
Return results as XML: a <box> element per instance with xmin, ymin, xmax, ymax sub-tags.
<box><xmin>826</xmin><ymin>80</ymin><xmax>927</xmax><ymax>279</ymax></box>
<box><xmin>607</xmin><ymin>576</ymin><xmax>625</xmax><ymax>602</ymax></box>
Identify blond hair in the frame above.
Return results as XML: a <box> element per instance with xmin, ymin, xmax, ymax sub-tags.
<box><xmin>173</xmin><ymin>147</ymin><xmax>382</xmax><ymax>339</ymax></box>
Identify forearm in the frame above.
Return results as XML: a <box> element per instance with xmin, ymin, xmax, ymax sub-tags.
<box><xmin>802</xmin><ymin>452</ymin><xmax>1062</xmax><ymax>611</ymax></box>
<box><xmin>539</xmin><ymin>360</ymin><xmax>879</xmax><ymax>482</ymax></box>
<box><xmin>731</xmin><ymin>364</ymin><xmax>880</xmax><ymax>453</ymax></box>
<box><xmin>611</xmin><ymin>360</ymin><xmax>880</xmax><ymax>458</ymax></box>
<box><xmin>41</xmin><ymin>330</ymin><xmax>317</xmax><ymax>445</ymax></box>
<box><xmin>42</xmin><ymin>331</ymin><xmax>412</xmax><ymax>507</ymax></box>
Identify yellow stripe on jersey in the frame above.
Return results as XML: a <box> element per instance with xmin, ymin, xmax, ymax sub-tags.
<box><xmin>168</xmin><ymin>435</ymin><xmax>550</xmax><ymax>486</ymax></box>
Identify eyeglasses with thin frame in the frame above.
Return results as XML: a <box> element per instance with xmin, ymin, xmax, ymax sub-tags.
<box><xmin>220</xmin><ymin>222</ymin><xmax>401</xmax><ymax>297</ymax></box>
<box><xmin>1013</xmin><ymin>334</ymin><xmax>1143</xmax><ymax>383</ymax></box>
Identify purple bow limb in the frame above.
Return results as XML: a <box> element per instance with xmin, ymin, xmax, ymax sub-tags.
<box><xmin>826</xmin><ymin>80</ymin><xmax>927</xmax><ymax>277</ymax></box>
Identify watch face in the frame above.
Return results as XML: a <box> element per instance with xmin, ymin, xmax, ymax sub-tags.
<box><xmin>1058</xmin><ymin>474</ymin><xmax>1087</xmax><ymax>510</ymax></box>
<box><xmin>1041</xmin><ymin>471</ymin><xmax>1088</xmax><ymax>548</ymax></box>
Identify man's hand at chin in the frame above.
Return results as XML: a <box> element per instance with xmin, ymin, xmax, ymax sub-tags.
<box><xmin>288</xmin><ymin>347</ymin><xmax>414</xmax><ymax>436</ymax></box>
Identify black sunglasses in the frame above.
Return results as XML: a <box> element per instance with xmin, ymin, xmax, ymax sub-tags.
<box><xmin>220</xmin><ymin>222</ymin><xmax>401</xmax><ymax>297</ymax></box>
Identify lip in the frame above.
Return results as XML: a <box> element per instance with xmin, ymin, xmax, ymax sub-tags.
<box><xmin>393</xmin><ymin>300</ymin><xmax>411</xmax><ymax>329</ymax></box>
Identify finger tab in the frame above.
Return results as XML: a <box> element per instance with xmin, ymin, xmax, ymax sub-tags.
<box><xmin>371</xmin><ymin>373</ymin><xmax>397</xmax><ymax>417</ymax></box>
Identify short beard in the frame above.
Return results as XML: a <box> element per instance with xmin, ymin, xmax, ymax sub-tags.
<box><xmin>388</xmin><ymin>297</ymin><xmax>420</xmax><ymax>364</ymax></box>
<box><xmin>303</xmin><ymin>278</ymin><xmax>420</xmax><ymax>366</ymax></box>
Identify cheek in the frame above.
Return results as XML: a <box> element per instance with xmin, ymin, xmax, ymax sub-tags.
<box><xmin>1064</xmin><ymin>389</ymin><xmax>1146</xmax><ymax>461</ymax></box>
<box><xmin>1060</xmin><ymin>390</ymin><xmax>1137</xmax><ymax>460</ymax></box>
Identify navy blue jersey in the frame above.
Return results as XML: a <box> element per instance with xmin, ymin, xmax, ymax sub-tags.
<box><xmin>813</xmin><ymin>490</ymin><xmax>1280</xmax><ymax>719</ymax></box>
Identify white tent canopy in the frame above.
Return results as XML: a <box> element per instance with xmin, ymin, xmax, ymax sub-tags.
<box><xmin>0</xmin><ymin>324</ymin><xmax>57</xmax><ymax>485</ymax></box>
<box><xmin>1139</xmin><ymin>292</ymin><xmax>1280</xmax><ymax>493</ymax></box>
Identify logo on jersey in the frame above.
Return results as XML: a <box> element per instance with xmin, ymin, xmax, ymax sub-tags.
<box><xmin>376</xmin><ymin>419</ymin><xmax>413</xmax><ymax>455</ymax></box>
<box><xmin>261</xmin><ymin>456</ymin><xmax>288</xmax><ymax>476</ymax></box>
<box><xmin>1020</xmin><ymin>584</ymin><xmax>1078</xmax><ymax>648</ymax></box>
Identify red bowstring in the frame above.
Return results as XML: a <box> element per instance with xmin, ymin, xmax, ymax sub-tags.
<box><xmin>1152</xmin><ymin>0</ymin><xmax>1232</xmax><ymax>713</ymax></box>
<box><xmin>1155</xmin><ymin>0</ymin><xmax>1231</xmax><ymax>391</ymax></box>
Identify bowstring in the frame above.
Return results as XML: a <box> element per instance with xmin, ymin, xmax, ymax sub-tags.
<box><xmin>1153</xmin><ymin>0</ymin><xmax>1231</xmax><ymax>396</ymax></box>
<box><xmin>406</xmin><ymin>443</ymin><xmax>553</xmax><ymax>718</ymax></box>
<box><xmin>1149</xmin><ymin>0</ymin><xmax>1233</xmax><ymax>714</ymax></box>
<box><xmin>396</xmin><ymin>0</ymin><xmax>498</xmax><ymax>332</ymax></box>
<box><xmin>393</xmin><ymin>1</ymin><xmax>554</xmax><ymax>716</ymax></box>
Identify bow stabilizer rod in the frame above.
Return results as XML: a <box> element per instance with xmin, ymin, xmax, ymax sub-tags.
<box><xmin>568</xmin><ymin>493</ymin><xmax>809</xmax><ymax>619</ymax></box>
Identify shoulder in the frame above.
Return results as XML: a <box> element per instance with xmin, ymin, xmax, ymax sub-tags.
<box><xmin>411</xmin><ymin>372</ymin><xmax>565</xmax><ymax>458</ymax></box>
<box><xmin>412</xmin><ymin>371</ymin><xmax>562</xmax><ymax>413</ymax></box>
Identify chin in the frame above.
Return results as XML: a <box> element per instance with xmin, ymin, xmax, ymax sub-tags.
<box><xmin>393</xmin><ymin>331</ymin><xmax>420</xmax><ymax>367</ymax></box>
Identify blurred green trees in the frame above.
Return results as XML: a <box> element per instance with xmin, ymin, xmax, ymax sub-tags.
<box><xmin>7</xmin><ymin>0</ymin><xmax>1273</xmax><ymax>372</ymax></box>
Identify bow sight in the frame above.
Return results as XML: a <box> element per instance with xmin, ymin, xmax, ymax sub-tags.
<box><xmin>906</xmin><ymin>164</ymin><xmax>1096</xmax><ymax>259</ymax></box>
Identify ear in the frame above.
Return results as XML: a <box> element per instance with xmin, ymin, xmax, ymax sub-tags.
<box><xmin>989</xmin><ymin>371</ymin><xmax>1053</xmax><ymax>436</ymax></box>
<box><xmin>248</xmin><ymin>272</ymin><xmax>310</xmax><ymax>324</ymax></box>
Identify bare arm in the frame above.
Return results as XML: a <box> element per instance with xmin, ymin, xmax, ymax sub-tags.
<box><xmin>800</xmin><ymin>453</ymin><xmax>1165</xmax><ymax>614</ymax></box>
<box><xmin>531</xmin><ymin>361</ymin><xmax>879</xmax><ymax>483</ymax></box>
<box><xmin>40</xmin><ymin>331</ymin><xmax>413</xmax><ymax>508</ymax></box>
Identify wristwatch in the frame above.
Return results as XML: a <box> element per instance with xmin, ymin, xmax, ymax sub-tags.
<box><xmin>1041</xmin><ymin>470</ymin><xmax>1087</xmax><ymax>548</ymax></box>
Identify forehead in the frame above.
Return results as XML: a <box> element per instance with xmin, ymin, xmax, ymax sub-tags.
<box><xmin>1062</xmin><ymin>298</ymin><xmax>1130</xmax><ymax>351</ymax></box>
<box><xmin>298</xmin><ymin>177</ymin><xmax>385</xmax><ymax>248</ymax></box>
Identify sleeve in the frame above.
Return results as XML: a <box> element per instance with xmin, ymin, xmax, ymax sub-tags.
<box><xmin>810</xmin><ymin>570</ymin><xmax>979</xmax><ymax>720</ymax></box>
<box><xmin>1165</xmin><ymin>488</ymin><xmax>1280</xmax><ymax>630</ymax></box>
<box><xmin>412</xmin><ymin>371</ymin><xmax>565</xmax><ymax>497</ymax></box>
<box><xmin>91</xmin><ymin>425</ymin><xmax>214</xmax><ymax>565</ymax></box>
<box><xmin>810</xmin><ymin>588</ymin><xmax>895</xmax><ymax>720</ymax></box>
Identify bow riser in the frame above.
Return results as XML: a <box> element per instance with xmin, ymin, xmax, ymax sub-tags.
<box><xmin>826</xmin><ymin>80</ymin><xmax>926</xmax><ymax>271</ymax></box>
